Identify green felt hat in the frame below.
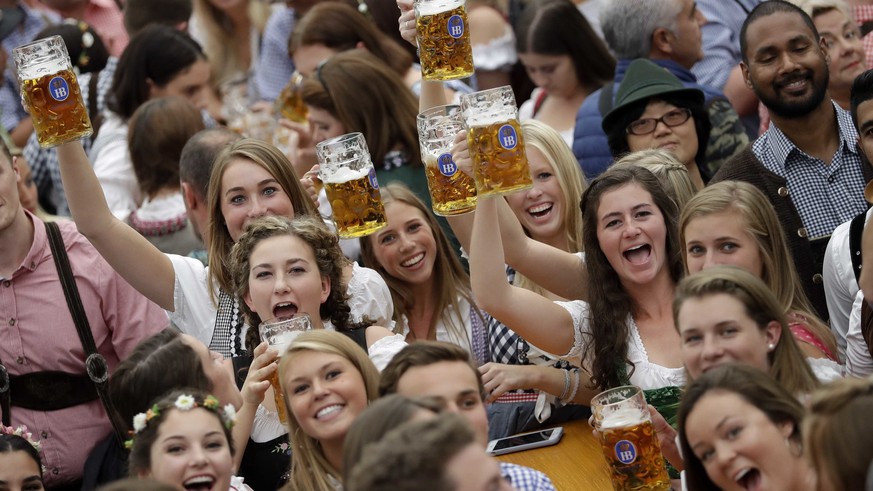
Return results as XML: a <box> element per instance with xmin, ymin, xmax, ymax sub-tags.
<box><xmin>601</xmin><ymin>59</ymin><xmax>705</xmax><ymax>136</ymax></box>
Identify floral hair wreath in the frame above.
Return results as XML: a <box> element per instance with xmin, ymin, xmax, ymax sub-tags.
<box><xmin>0</xmin><ymin>424</ymin><xmax>41</xmax><ymax>452</ymax></box>
<box><xmin>124</xmin><ymin>394</ymin><xmax>236</xmax><ymax>450</ymax></box>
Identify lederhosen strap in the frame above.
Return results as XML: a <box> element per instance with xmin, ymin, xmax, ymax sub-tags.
<box><xmin>0</xmin><ymin>357</ymin><xmax>9</xmax><ymax>426</ymax></box>
<box><xmin>44</xmin><ymin>221</ymin><xmax>127</xmax><ymax>444</ymax></box>
<box><xmin>850</xmin><ymin>211</ymin><xmax>866</xmax><ymax>284</ymax></box>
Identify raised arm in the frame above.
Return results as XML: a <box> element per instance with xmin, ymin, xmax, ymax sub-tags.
<box><xmin>469</xmin><ymin>195</ymin><xmax>576</xmax><ymax>354</ymax></box>
<box><xmin>447</xmin><ymin>132</ymin><xmax>588</xmax><ymax>300</ymax></box>
<box><xmin>56</xmin><ymin>141</ymin><xmax>176</xmax><ymax>310</ymax></box>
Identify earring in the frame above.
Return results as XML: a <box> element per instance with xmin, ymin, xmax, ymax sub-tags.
<box><xmin>768</xmin><ymin>343</ymin><xmax>775</xmax><ymax>351</ymax></box>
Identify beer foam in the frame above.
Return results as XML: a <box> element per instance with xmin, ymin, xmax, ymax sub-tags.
<box><xmin>322</xmin><ymin>165</ymin><xmax>369</xmax><ymax>184</ymax></box>
<box><xmin>465</xmin><ymin>111</ymin><xmax>515</xmax><ymax>127</ymax></box>
<box><xmin>417</xmin><ymin>0</ymin><xmax>464</xmax><ymax>16</ymax></box>
<box><xmin>600</xmin><ymin>407</ymin><xmax>647</xmax><ymax>430</ymax></box>
<box><xmin>270</xmin><ymin>330</ymin><xmax>304</xmax><ymax>356</ymax></box>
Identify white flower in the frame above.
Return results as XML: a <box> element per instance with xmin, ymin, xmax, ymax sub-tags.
<box><xmin>175</xmin><ymin>394</ymin><xmax>196</xmax><ymax>411</ymax></box>
<box><xmin>223</xmin><ymin>404</ymin><xmax>237</xmax><ymax>425</ymax></box>
<box><xmin>81</xmin><ymin>31</ymin><xmax>94</xmax><ymax>48</ymax></box>
<box><xmin>133</xmin><ymin>413</ymin><xmax>148</xmax><ymax>433</ymax></box>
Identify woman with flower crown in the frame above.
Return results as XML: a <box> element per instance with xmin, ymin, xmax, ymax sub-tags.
<box><xmin>0</xmin><ymin>425</ymin><xmax>44</xmax><ymax>491</ymax></box>
<box><xmin>127</xmin><ymin>389</ymin><xmax>251</xmax><ymax>491</ymax></box>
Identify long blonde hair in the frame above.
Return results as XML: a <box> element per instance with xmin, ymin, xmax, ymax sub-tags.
<box><xmin>360</xmin><ymin>183</ymin><xmax>481</xmax><ymax>343</ymax></box>
<box><xmin>278</xmin><ymin>331</ymin><xmax>381</xmax><ymax>491</ymax></box>
<box><xmin>679</xmin><ymin>181</ymin><xmax>837</xmax><ymax>358</ymax></box>
<box><xmin>192</xmin><ymin>0</ymin><xmax>271</xmax><ymax>86</ymax></box>
<box><xmin>511</xmin><ymin>120</ymin><xmax>586</xmax><ymax>296</ymax></box>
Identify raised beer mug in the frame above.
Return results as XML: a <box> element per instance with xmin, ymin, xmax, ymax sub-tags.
<box><xmin>414</xmin><ymin>0</ymin><xmax>474</xmax><ymax>81</ymax></box>
<box><xmin>275</xmin><ymin>71</ymin><xmax>308</xmax><ymax>123</ymax></box>
<box><xmin>417</xmin><ymin>105</ymin><xmax>477</xmax><ymax>216</ymax></box>
<box><xmin>460</xmin><ymin>86</ymin><xmax>531</xmax><ymax>196</ymax></box>
<box><xmin>317</xmin><ymin>132</ymin><xmax>387</xmax><ymax>238</ymax></box>
<box><xmin>592</xmin><ymin>386</ymin><xmax>672</xmax><ymax>491</ymax></box>
<box><xmin>259</xmin><ymin>314</ymin><xmax>313</xmax><ymax>424</ymax></box>
<box><xmin>14</xmin><ymin>35</ymin><xmax>92</xmax><ymax>148</ymax></box>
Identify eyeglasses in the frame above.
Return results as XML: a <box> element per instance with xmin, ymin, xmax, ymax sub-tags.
<box><xmin>625</xmin><ymin>108</ymin><xmax>692</xmax><ymax>135</ymax></box>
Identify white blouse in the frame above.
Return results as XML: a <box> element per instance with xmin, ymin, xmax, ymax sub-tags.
<box><xmin>551</xmin><ymin>300</ymin><xmax>686</xmax><ymax>390</ymax></box>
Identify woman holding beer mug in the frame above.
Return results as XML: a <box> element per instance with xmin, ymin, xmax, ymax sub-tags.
<box><xmin>277</xmin><ymin>330</ymin><xmax>382</xmax><ymax>491</ymax></box>
<box><xmin>55</xmin><ymin>136</ymin><xmax>394</xmax><ymax>359</ymax></box>
<box><xmin>515</xmin><ymin>0</ymin><xmax>614</xmax><ymax>147</ymax></box>
<box><xmin>677</xmin><ymin>364</ymin><xmax>814</xmax><ymax>491</ymax></box>
<box><xmin>90</xmin><ymin>25</ymin><xmax>210</xmax><ymax>221</ymax></box>
<box><xmin>469</xmin><ymin>164</ymin><xmax>686</xmax><ymax>416</ymax></box>
<box><xmin>601</xmin><ymin>59</ymin><xmax>711</xmax><ymax>190</ymax></box>
<box><xmin>680</xmin><ymin>182</ymin><xmax>841</xmax><ymax>370</ymax></box>
<box><xmin>359</xmin><ymin>183</ymin><xmax>487</xmax><ymax>361</ymax></box>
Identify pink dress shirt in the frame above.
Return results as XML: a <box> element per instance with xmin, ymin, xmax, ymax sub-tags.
<box><xmin>0</xmin><ymin>213</ymin><xmax>166</xmax><ymax>487</ymax></box>
<box><xmin>85</xmin><ymin>0</ymin><xmax>128</xmax><ymax>57</ymax></box>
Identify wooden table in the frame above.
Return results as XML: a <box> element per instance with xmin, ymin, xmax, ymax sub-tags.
<box><xmin>495</xmin><ymin>419</ymin><xmax>613</xmax><ymax>490</ymax></box>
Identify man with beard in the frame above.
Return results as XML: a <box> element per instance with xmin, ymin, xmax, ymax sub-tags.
<box><xmin>711</xmin><ymin>0</ymin><xmax>869</xmax><ymax>322</ymax></box>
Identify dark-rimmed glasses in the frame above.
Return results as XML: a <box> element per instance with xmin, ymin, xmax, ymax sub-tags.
<box><xmin>625</xmin><ymin>108</ymin><xmax>692</xmax><ymax>135</ymax></box>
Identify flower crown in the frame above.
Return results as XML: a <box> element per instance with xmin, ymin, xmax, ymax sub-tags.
<box><xmin>0</xmin><ymin>424</ymin><xmax>42</xmax><ymax>452</ymax></box>
<box><xmin>124</xmin><ymin>394</ymin><xmax>236</xmax><ymax>450</ymax></box>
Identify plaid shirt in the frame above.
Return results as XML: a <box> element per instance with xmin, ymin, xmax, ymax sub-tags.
<box><xmin>853</xmin><ymin>5</ymin><xmax>873</xmax><ymax>71</ymax></box>
<box><xmin>0</xmin><ymin>4</ymin><xmax>58</xmax><ymax>132</ymax></box>
<box><xmin>251</xmin><ymin>5</ymin><xmax>296</xmax><ymax>101</ymax></box>
<box><xmin>692</xmin><ymin>0</ymin><xmax>762</xmax><ymax>90</ymax></box>
<box><xmin>25</xmin><ymin>57</ymin><xmax>117</xmax><ymax>215</ymax></box>
<box><xmin>500</xmin><ymin>463</ymin><xmax>557</xmax><ymax>491</ymax></box>
<box><xmin>751</xmin><ymin>102</ymin><xmax>867</xmax><ymax>239</ymax></box>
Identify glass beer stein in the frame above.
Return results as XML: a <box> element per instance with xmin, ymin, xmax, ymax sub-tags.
<box><xmin>275</xmin><ymin>71</ymin><xmax>308</xmax><ymax>123</ymax></box>
<box><xmin>417</xmin><ymin>105</ymin><xmax>476</xmax><ymax>216</ymax></box>
<box><xmin>259</xmin><ymin>314</ymin><xmax>313</xmax><ymax>424</ymax></box>
<box><xmin>460</xmin><ymin>86</ymin><xmax>531</xmax><ymax>196</ymax></box>
<box><xmin>414</xmin><ymin>0</ymin><xmax>474</xmax><ymax>81</ymax></box>
<box><xmin>317</xmin><ymin>132</ymin><xmax>387</xmax><ymax>238</ymax></box>
<box><xmin>592</xmin><ymin>386</ymin><xmax>672</xmax><ymax>491</ymax></box>
<box><xmin>14</xmin><ymin>35</ymin><xmax>92</xmax><ymax>148</ymax></box>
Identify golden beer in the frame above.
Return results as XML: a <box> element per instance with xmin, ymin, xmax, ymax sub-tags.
<box><xmin>424</xmin><ymin>154</ymin><xmax>477</xmax><ymax>215</ymax></box>
<box><xmin>269</xmin><ymin>371</ymin><xmax>289</xmax><ymax>424</ymax></box>
<box><xmin>15</xmin><ymin>36</ymin><xmax>92</xmax><ymax>148</ymax></box>
<box><xmin>22</xmin><ymin>68</ymin><xmax>92</xmax><ymax>148</ymax></box>
<box><xmin>416</xmin><ymin>0</ymin><xmax>474</xmax><ymax>81</ymax></box>
<box><xmin>275</xmin><ymin>72</ymin><xmax>308</xmax><ymax>123</ymax></box>
<box><xmin>599</xmin><ymin>410</ymin><xmax>671</xmax><ymax>491</ymax></box>
<box><xmin>324</xmin><ymin>167</ymin><xmax>387</xmax><ymax>238</ymax></box>
<box><xmin>466</xmin><ymin>118</ymin><xmax>531</xmax><ymax>195</ymax></box>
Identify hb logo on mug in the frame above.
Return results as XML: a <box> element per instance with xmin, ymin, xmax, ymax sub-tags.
<box><xmin>448</xmin><ymin>15</ymin><xmax>464</xmax><ymax>39</ymax></box>
<box><xmin>614</xmin><ymin>440</ymin><xmax>638</xmax><ymax>465</ymax></box>
<box><xmin>49</xmin><ymin>77</ymin><xmax>69</xmax><ymax>102</ymax></box>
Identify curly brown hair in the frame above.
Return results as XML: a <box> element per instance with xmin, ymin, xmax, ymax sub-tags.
<box><xmin>230</xmin><ymin>215</ymin><xmax>364</xmax><ymax>352</ymax></box>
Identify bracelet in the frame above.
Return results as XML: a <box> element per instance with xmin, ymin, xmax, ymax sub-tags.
<box><xmin>558</xmin><ymin>368</ymin><xmax>571</xmax><ymax>401</ymax></box>
<box><xmin>562</xmin><ymin>368</ymin><xmax>581</xmax><ymax>404</ymax></box>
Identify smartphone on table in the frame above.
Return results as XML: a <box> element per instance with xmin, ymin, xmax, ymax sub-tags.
<box><xmin>486</xmin><ymin>426</ymin><xmax>564</xmax><ymax>456</ymax></box>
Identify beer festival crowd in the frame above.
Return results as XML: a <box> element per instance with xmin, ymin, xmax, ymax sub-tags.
<box><xmin>6</xmin><ymin>0</ymin><xmax>873</xmax><ymax>489</ymax></box>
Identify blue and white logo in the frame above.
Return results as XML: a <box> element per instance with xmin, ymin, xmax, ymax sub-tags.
<box><xmin>614</xmin><ymin>440</ymin><xmax>637</xmax><ymax>465</ymax></box>
<box><xmin>498</xmin><ymin>124</ymin><xmax>518</xmax><ymax>150</ymax></box>
<box><xmin>437</xmin><ymin>153</ymin><xmax>457</xmax><ymax>177</ymax></box>
<box><xmin>368</xmin><ymin>167</ymin><xmax>379</xmax><ymax>189</ymax></box>
<box><xmin>448</xmin><ymin>15</ymin><xmax>464</xmax><ymax>39</ymax></box>
<box><xmin>48</xmin><ymin>76</ymin><xmax>70</xmax><ymax>102</ymax></box>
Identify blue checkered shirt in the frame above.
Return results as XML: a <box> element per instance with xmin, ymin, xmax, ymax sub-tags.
<box><xmin>500</xmin><ymin>463</ymin><xmax>557</xmax><ymax>491</ymax></box>
<box><xmin>692</xmin><ymin>0</ymin><xmax>762</xmax><ymax>90</ymax></box>
<box><xmin>0</xmin><ymin>5</ymin><xmax>58</xmax><ymax>131</ymax></box>
<box><xmin>750</xmin><ymin>102</ymin><xmax>867</xmax><ymax>239</ymax></box>
<box><xmin>251</xmin><ymin>6</ymin><xmax>296</xmax><ymax>101</ymax></box>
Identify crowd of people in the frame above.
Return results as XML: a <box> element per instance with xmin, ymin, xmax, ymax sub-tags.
<box><xmin>3</xmin><ymin>0</ymin><xmax>873</xmax><ymax>490</ymax></box>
